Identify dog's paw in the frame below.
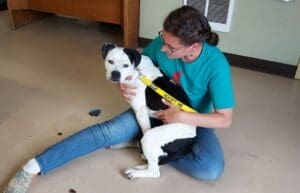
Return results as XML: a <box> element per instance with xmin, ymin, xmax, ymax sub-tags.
<box><xmin>123</xmin><ymin>168</ymin><xmax>139</xmax><ymax>180</ymax></box>
<box><xmin>123</xmin><ymin>166</ymin><xmax>160</xmax><ymax>179</ymax></box>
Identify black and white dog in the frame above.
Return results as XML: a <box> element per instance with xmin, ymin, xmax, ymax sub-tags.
<box><xmin>101</xmin><ymin>43</ymin><xmax>197</xmax><ymax>179</ymax></box>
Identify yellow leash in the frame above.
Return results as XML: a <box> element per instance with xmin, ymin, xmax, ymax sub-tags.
<box><xmin>139</xmin><ymin>75</ymin><xmax>197</xmax><ymax>113</ymax></box>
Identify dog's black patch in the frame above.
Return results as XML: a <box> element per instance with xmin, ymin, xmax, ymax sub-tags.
<box><xmin>158</xmin><ymin>137</ymin><xmax>196</xmax><ymax>165</ymax></box>
<box><xmin>145</xmin><ymin>76</ymin><xmax>190</xmax><ymax>111</ymax></box>
<box><xmin>101</xmin><ymin>43</ymin><xmax>116</xmax><ymax>59</ymax></box>
<box><xmin>123</xmin><ymin>48</ymin><xmax>141</xmax><ymax>68</ymax></box>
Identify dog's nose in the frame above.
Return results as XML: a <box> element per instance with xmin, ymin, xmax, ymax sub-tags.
<box><xmin>111</xmin><ymin>71</ymin><xmax>121</xmax><ymax>82</ymax></box>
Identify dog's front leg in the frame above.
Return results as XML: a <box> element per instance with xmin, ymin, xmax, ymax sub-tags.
<box><xmin>134</xmin><ymin>106</ymin><xmax>151</xmax><ymax>134</ymax></box>
<box><xmin>131</xmin><ymin>87</ymin><xmax>151</xmax><ymax>133</ymax></box>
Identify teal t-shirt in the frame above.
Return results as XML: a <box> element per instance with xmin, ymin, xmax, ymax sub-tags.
<box><xmin>142</xmin><ymin>36</ymin><xmax>235</xmax><ymax>113</ymax></box>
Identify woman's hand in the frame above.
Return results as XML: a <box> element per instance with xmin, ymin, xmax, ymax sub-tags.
<box><xmin>155</xmin><ymin>99</ymin><xmax>183</xmax><ymax>124</ymax></box>
<box><xmin>156</xmin><ymin>102</ymin><xmax>234</xmax><ymax>128</ymax></box>
<box><xmin>118</xmin><ymin>83</ymin><xmax>137</xmax><ymax>103</ymax></box>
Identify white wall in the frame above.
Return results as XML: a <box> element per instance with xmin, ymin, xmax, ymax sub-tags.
<box><xmin>139</xmin><ymin>0</ymin><xmax>300</xmax><ymax>66</ymax></box>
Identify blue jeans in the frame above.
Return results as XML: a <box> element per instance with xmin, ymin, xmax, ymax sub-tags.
<box><xmin>35</xmin><ymin>109</ymin><xmax>224</xmax><ymax>180</ymax></box>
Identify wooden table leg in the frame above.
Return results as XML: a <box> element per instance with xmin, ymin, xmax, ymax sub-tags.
<box><xmin>7</xmin><ymin>0</ymin><xmax>49</xmax><ymax>30</ymax></box>
<box><xmin>123</xmin><ymin>0</ymin><xmax>140</xmax><ymax>48</ymax></box>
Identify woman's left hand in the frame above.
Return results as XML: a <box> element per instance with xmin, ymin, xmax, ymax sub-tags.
<box><xmin>155</xmin><ymin>99</ymin><xmax>182</xmax><ymax>124</ymax></box>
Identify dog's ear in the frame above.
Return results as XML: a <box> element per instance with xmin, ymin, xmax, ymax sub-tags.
<box><xmin>123</xmin><ymin>48</ymin><xmax>141</xmax><ymax>68</ymax></box>
<box><xmin>101</xmin><ymin>43</ymin><xmax>116</xmax><ymax>59</ymax></box>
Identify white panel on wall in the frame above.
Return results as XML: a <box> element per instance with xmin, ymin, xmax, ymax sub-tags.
<box><xmin>183</xmin><ymin>0</ymin><xmax>235</xmax><ymax>32</ymax></box>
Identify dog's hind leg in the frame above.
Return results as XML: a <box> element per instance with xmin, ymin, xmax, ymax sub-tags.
<box><xmin>123</xmin><ymin>124</ymin><xmax>196</xmax><ymax>179</ymax></box>
<box><xmin>124</xmin><ymin>160</ymin><xmax>160</xmax><ymax>179</ymax></box>
<box><xmin>123</xmin><ymin>130</ymin><xmax>165</xmax><ymax>179</ymax></box>
<box><xmin>132</xmin><ymin>165</ymin><xmax>148</xmax><ymax>170</ymax></box>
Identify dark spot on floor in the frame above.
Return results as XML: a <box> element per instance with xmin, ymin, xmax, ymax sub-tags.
<box><xmin>69</xmin><ymin>188</ymin><xmax>76</xmax><ymax>193</ymax></box>
<box><xmin>89</xmin><ymin>108</ymin><xmax>101</xmax><ymax>117</ymax></box>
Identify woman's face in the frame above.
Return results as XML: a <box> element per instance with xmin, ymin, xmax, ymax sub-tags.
<box><xmin>159</xmin><ymin>31</ymin><xmax>191</xmax><ymax>59</ymax></box>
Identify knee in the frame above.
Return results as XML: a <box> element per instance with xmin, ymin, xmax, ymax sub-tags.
<box><xmin>202</xmin><ymin>167</ymin><xmax>224</xmax><ymax>181</ymax></box>
<box><xmin>140</xmin><ymin>131</ymin><xmax>162</xmax><ymax>156</ymax></box>
<box><xmin>194</xmin><ymin>161</ymin><xmax>224</xmax><ymax>181</ymax></box>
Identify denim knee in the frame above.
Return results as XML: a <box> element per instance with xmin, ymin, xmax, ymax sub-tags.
<box><xmin>193</xmin><ymin>160</ymin><xmax>225</xmax><ymax>181</ymax></box>
<box><xmin>170</xmin><ymin>154</ymin><xmax>225</xmax><ymax>181</ymax></box>
<box><xmin>170</xmin><ymin>129</ymin><xmax>225</xmax><ymax>181</ymax></box>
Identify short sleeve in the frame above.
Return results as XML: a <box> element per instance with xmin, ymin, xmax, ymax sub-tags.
<box><xmin>209</xmin><ymin>54</ymin><xmax>235</xmax><ymax>110</ymax></box>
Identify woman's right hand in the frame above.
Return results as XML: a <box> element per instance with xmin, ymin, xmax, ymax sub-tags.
<box><xmin>118</xmin><ymin>83</ymin><xmax>137</xmax><ymax>103</ymax></box>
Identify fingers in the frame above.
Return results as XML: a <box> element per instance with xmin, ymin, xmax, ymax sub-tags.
<box><xmin>154</xmin><ymin>111</ymin><xmax>167</xmax><ymax>123</ymax></box>
<box><xmin>119</xmin><ymin>84</ymin><xmax>137</xmax><ymax>94</ymax></box>
<box><xmin>155</xmin><ymin>111</ymin><xmax>162</xmax><ymax>117</ymax></box>
<box><xmin>119</xmin><ymin>84</ymin><xmax>137</xmax><ymax>96</ymax></box>
<box><xmin>119</xmin><ymin>83</ymin><xmax>137</xmax><ymax>103</ymax></box>
<box><xmin>161</xmin><ymin>99</ymin><xmax>171</xmax><ymax>106</ymax></box>
<box><xmin>155</xmin><ymin>99</ymin><xmax>181</xmax><ymax>124</ymax></box>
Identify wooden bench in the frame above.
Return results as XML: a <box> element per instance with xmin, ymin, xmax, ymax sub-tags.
<box><xmin>7</xmin><ymin>0</ymin><xmax>140</xmax><ymax>48</ymax></box>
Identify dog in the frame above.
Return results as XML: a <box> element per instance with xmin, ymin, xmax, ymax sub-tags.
<box><xmin>101</xmin><ymin>43</ymin><xmax>197</xmax><ymax>179</ymax></box>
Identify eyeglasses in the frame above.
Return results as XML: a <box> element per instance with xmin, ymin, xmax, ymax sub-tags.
<box><xmin>159</xmin><ymin>31</ymin><xmax>185</xmax><ymax>53</ymax></box>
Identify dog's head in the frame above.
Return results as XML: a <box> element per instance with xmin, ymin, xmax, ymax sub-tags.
<box><xmin>101</xmin><ymin>43</ymin><xmax>141</xmax><ymax>83</ymax></box>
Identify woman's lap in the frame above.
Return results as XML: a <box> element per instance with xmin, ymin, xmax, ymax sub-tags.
<box><xmin>36</xmin><ymin>110</ymin><xmax>224</xmax><ymax>180</ymax></box>
<box><xmin>170</xmin><ymin>128</ymin><xmax>224</xmax><ymax>180</ymax></box>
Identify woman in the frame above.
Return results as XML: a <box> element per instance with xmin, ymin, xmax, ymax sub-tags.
<box><xmin>4</xmin><ymin>5</ymin><xmax>234</xmax><ymax>193</ymax></box>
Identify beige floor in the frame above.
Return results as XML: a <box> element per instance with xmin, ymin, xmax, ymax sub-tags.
<box><xmin>0</xmin><ymin>11</ymin><xmax>299</xmax><ymax>193</ymax></box>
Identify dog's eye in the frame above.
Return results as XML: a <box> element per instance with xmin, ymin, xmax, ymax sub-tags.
<box><xmin>123</xmin><ymin>64</ymin><xmax>129</xmax><ymax>68</ymax></box>
<box><xmin>108</xmin><ymin>60</ymin><xmax>114</xmax><ymax>64</ymax></box>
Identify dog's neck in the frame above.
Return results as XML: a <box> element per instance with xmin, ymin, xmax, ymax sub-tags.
<box><xmin>124</xmin><ymin>70</ymin><xmax>140</xmax><ymax>84</ymax></box>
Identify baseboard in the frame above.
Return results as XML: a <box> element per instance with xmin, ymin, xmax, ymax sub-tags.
<box><xmin>224</xmin><ymin>53</ymin><xmax>296</xmax><ymax>78</ymax></box>
<box><xmin>138</xmin><ymin>37</ymin><xmax>152</xmax><ymax>48</ymax></box>
<box><xmin>138</xmin><ymin>37</ymin><xmax>297</xmax><ymax>79</ymax></box>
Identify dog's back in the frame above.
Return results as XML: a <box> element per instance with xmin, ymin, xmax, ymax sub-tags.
<box><xmin>145</xmin><ymin>76</ymin><xmax>191</xmax><ymax>111</ymax></box>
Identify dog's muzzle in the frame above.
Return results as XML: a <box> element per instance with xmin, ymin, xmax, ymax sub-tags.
<box><xmin>110</xmin><ymin>71</ymin><xmax>121</xmax><ymax>82</ymax></box>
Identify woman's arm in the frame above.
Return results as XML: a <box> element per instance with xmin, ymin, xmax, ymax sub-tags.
<box><xmin>155</xmin><ymin>100</ymin><xmax>233</xmax><ymax>129</ymax></box>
